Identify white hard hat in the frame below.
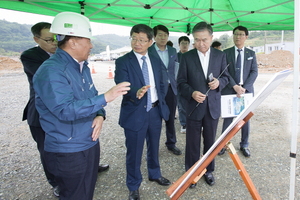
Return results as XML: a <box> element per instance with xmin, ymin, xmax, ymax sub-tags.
<box><xmin>50</xmin><ymin>12</ymin><xmax>92</xmax><ymax>39</ymax></box>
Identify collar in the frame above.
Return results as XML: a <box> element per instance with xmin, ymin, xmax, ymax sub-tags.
<box><xmin>133</xmin><ymin>51</ymin><xmax>149</xmax><ymax>60</ymax></box>
<box><xmin>235</xmin><ymin>46</ymin><xmax>245</xmax><ymax>51</ymax></box>
<box><xmin>197</xmin><ymin>47</ymin><xmax>211</xmax><ymax>56</ymax></box>
<box><xmin>154</xmin><ymin>43</ymin><xmax>168</xmax><ymax>52</ymax></box>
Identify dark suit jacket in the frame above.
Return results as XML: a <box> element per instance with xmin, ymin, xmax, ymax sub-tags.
<box><xmin>21</xmin><ymin>46</ymin><xmax>50</xmax><ymax>126</ymax></box>
<box><xmin>148</xmin><ymin>44</ymin><xmax>178</xmax><ymax>96</ymax></box>
<box><xmin>222</xmin><ymin>47</ymin><xmax>258</xmax><ymax>95</ymax></box>
<box><xmin>114</xmin><ymin>50</ymin><xmax>170</xmax><ymax>132</ymax></box>
<box><xmin>177</xmin><ymin>47</ymin><xmax>229</xmax><ymax>120</ymax></box>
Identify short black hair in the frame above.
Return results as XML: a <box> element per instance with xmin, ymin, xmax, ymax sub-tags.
<box><xmin>31</xmin><ymin>22</ymin><xmax>51</xmax><ymax>37</ymax></box>
<box><xmin>192</xmin><ymin>22</ymin><xmax>213</xmax><ymax>35</ymax></box>
<box><xmin>178</xmin><ymin>36</ymin><xmax>190</xmax><ymax>44</ymax></box>
<box><xmin>233</xmin><ymin>26</ymin><xmax>249</xmax><ymax>36</ymax></box>
<box><xmin>166</xmin><ymin>40</ymin><xmax>173</xmax><ymax>47</ymax></box>
<box><xmin>130</xmin><ymin>24</ymin><xmax>154</xmax><ymax>41</ymax></box>
<box><xmin>57</xmin><ymin>35</ymin><xmax>72</xmax><ymax>48</ymax></box>
<box><xmin>153</xmin><ymin>25</ymin><xmax>169</xmax><ymax>36</ymax></box>
<box><xmin>211</xmin><ymin>41</ymin><xmax>221</xmax><ymax>48</ymax></box>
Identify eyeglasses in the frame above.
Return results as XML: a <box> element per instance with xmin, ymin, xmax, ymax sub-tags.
<box><xmin>130</xmin><ymin>37</ymin><xmax>149</xmax><ymax>44</ymax></box>
<box><xmin>180</xmin><ymin>42</ymin><xmax>190</xmax><ymax>45</ymax></box>
<box><xmin>156</xmin><ymin>33</ymin><xmax>169</xmax><ymax>38</ymax></box>
<box><xmin>36</xmin><ymin>36</ymin><xmax>56</xmax><ymax>44</ymax></box>
<box><xmin>234</xmin><ymin>33</ymin><xmax>246</xmax><ymax>37</ymax></box>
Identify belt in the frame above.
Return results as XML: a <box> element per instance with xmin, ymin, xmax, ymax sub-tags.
<box><xmin>152</xmin><ymin>101</ymin><xmax>159</xmax><ymax>108</ymax></box>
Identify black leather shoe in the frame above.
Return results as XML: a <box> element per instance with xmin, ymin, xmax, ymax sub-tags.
<box><xmin>189</xmin><ymin>183</ymin><xmax>197</xmax><ymax>189</ymax></box>
<box><xmin>149</xmin><ymin>176</ymin><xmax>171</xmax><ymax>186</ymax></box>
<box><xmin>53</xmin><ymin>186</ymin><xmax>60</xmax><ymax>197</ymax></box>
<box><xmin>204</xmin><ymin>172</ymin><xmax>215</xmax><ymax>186</ymax></box>
<box><xmin>128</xmin><ymin>190</ymin><xmax>140</xmax><ymax>200</ymax></box>
<box><xmin>240</xmin><ymin>147</ymin><xmax>251</xmax><ymax>157</ymax></box>
<box><xmin>218</xmin><ymin>148</ymin><xmax>226</xmax><ymax>155</ymax></box>
<box><xmin>98</xmin><ymin>164</ymin><xmax>109</xmax><ymax>173</ymax></box>
<box><xmin>167</xmin><ymin>146</ymin><xmax>182</xmax><ymax>155</ymax></box>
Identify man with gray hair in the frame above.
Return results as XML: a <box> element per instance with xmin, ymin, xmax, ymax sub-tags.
<box><xmin>177</xmin><ymin>21</ymin><xmax>229</xmax><ymax>188</ymax></box>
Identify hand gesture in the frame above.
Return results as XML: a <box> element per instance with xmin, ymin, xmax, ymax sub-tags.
<box><xmin>104</xmin><ymin>82</ymin><xmax>131</xmax><ymax>102</ymax></box>
<box><xmin>136</xmin><ymin>85</ymin><xmax>151</xmax><ymax>99</ymax></box>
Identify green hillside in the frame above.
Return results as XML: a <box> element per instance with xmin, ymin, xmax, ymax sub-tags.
<box><xmin>0</xmin><ymin>19</ymin><xmax>294</xmax><ymax>56</ymax></box>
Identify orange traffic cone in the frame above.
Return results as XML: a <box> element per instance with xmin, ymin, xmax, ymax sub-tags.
<box><xmin>91</xmin><ymin>64</ymin><xmax>96</xmax><ymax>74</ymax></box>
<box><xmin>107</xmin><ymin>66</ymin><xmax>114</xmax><ymax>79</ymax></box>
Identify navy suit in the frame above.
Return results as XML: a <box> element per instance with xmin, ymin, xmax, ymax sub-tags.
<box><xmin>222</xmin><ymin>47</ymin><xmax>258</xmax><ymax>148</ymax></box>
<box><xmin>114</xmin><ymin>50</ymin><xmax>169</xmax><ymax>191</ymax></box>
<box><xmin>177</xmin><ymin>51</ymin><xmax>188</xmax><ymax>127</ymax></box>
<box><xmin>21</xmin><ymin>46</ymin><xmax>57</xmax><ymax>187</ymax></box>
<box><xmin>148</xmin><ymin>44</ymin><xmax>178</xmax><ymax>149</ymax></box>
<box><xmin>177</xmin><ymin>48</ymin><xmax>229</xmax><ymax>172</ymax></box>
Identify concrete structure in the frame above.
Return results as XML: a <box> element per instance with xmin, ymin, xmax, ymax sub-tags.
<box><xmin>252</xmin><ymin>42</ymin><xmax>294</xmax><ymax>54</ymax></box>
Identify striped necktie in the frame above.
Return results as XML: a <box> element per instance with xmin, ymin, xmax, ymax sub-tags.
<box><xmin>141</xmin><ymin>56</ymin><xmax>152</xmax><ymax>112</ymax></box>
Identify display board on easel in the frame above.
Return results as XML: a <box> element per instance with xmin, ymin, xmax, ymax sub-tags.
<box><xmin>166</xmin><ymin>69</ymin><xmax>292</xmax><ymax>200</ymax></box>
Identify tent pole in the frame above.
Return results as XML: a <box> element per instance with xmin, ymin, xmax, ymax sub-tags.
<box><xmin>289</xmin><ymin>0</ymin><xmax>300</xmax><ymax>199</ymax></box>
<box><xmin>210</xmin><ymin>0</ymin><xmax>212</xmax><ymax>24</ymax></box>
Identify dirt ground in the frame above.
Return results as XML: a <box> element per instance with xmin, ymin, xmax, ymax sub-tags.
<box><xmin>0</xmin><ymin>52</ymin><xmax>299</xmax><ymax>200</ymax></box>
<box><xmin>0</xmin><ymin>50</ymin><xmax>296</xmax><ymax>73</ymax></box>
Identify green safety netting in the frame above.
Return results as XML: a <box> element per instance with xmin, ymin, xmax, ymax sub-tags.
<box><xmin>0</xmin><ymin>0</ymin><xmax>294</xmax><ymax>33</ymax></box>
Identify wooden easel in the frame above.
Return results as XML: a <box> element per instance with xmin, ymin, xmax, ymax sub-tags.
<box><xmin>166</xmin><ymin>112</ymin><xmax>261</xmax><ymax>200</ymax></box>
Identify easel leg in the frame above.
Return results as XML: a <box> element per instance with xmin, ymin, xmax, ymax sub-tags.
<box><xmin>227</xmin><ymin>143</ymin><xmax>262</xmax><ymax>200</ymax></box>
<box><xmin>192</xmin><ymin>169</ymin><xmax>207</xmax><ymax>184</ymax></box>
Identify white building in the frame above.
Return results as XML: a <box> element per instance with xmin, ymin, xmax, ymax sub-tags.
<box><xmin>252</xmin><ymin>42</ymin><xmax>294</xmax><ymax>54</ymax></box>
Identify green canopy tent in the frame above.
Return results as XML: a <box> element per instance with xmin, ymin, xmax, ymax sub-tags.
<box><xmin>0</xmin><ymin>0</ymin><xmax>299</xmax><ymax>199</ymax></box>
<box><xmin>0</xmin><ymin>0</ymin><xmax>295</xmax><ymax>33</ymax></box>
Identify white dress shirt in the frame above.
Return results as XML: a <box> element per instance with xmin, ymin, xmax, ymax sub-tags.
<box><xmin>197</xmin><ymin>48</ymin><xmax>211</xmax><ymax>79</ymax></box>
<box><xmin>134</xmin><ymin>52</ymin><xmax>158</xmax><ymax>103</ymax></box>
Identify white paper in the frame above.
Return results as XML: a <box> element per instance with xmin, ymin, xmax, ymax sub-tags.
<box><xmin>221</xmin><ymin>93</ymin><xmax>253</xmax><ymax>118</ymax></box>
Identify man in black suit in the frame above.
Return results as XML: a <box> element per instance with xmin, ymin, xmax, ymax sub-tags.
<box><xmin>218</xmin><ymin>26</ymin><xmax>258</xmax><ymax>157</ymax></box>
<box><xmin>148</xmin><ymin>25</ymin><xmax>182</xmax><ymax>156</ymax></box>
<box><xmin>177</xmin><ymin>36</ymin><xmax>190</xmax><ymax>134</ymax></box>
<box><xmin>177</xmin><ymin>22</ymin><xmax>229</xmax><ymax>188</ymax></box>
<box><xmin>21</xmin><ymin>22</ymin><xmax>59</xmax><ymax>196</ymax></box>
<box><xmin>114</xmin><ymin>24</ymin><xmax>171</xmax><ymax>200</ymax></box>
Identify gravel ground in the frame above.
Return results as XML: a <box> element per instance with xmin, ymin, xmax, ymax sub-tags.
<box><xmin>0</xmin><ymin>61</ymin><xmax>299</xmax><ymax>200</ymax></box>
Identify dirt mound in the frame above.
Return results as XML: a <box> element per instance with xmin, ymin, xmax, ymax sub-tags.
<box><xmin>256</xmin><ymin>50</ymin><xmax>293</xmax><ymax>72</ymax></box>
<box><xmin>0</xmin><ymin>56</ymin><xmax>23</xmax><ymax>71</ymax></box>
<box><xmin>0</xmin><ymin>50</ymin><xmax>296</xmax><ymax>74</ymax></box>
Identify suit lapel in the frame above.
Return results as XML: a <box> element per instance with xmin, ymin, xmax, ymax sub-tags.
<box><xmin>128</xmin><ymin>51</ymin><xmax>145</xmax><ymax>85</ymax></box>
<box><xmin>207</xmin><ymin>48</ymin><xmax>216</xmax><ymax>77</ymax></box>
<box><xmin>243</xmin><ymin>48</ymin><xmax>251</xmax><ymax>66</ymax></box>
<box><xmin>167</xmin><ymin>47</ymin><xmax>175</xmax><ymax>69</ymax></box>
<box><xmin>192</xmin><ymin>49</ymin><xmax>206</xmax><ymax>80</ymax></box>
<box><xmin>229</xmin><ymin>47</ymin><xmax>235</xmax><ymax>66</ymax></box>
<box><xmin>149</xmin><ymin>54</ymin><xmax>160</xmax><ymax>88</ymax></box>
<box><xmin>37</xmin><ymin>46</ymin><xmax>50</xmax><ymax>61</ymax></box>
<box><xmin>150</xmin><ymin>43</ymin><xmax>168</xmax><ymax>69</ymax></box>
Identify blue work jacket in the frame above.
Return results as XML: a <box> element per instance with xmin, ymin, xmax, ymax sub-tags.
<box><xmin>33</xmin><ymin>48</ymin><xmax>106</xmax><ymax>153</ymax></box>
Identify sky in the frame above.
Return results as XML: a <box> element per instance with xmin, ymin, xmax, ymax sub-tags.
<box><xmin>0</xmin><ymin>8</ymin><xmax>229</xmax><ymax>39</ymax></box>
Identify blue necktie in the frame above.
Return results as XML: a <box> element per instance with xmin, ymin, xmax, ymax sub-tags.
<box><xmin>141</xmin><ymin>56</ymin><xmax>152</xmax><ymax>112</ymax></box>
<box><xmin>235</xmin><ymin>49</ymin><xmax>242</xmax><ymax>85</ymax></box>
